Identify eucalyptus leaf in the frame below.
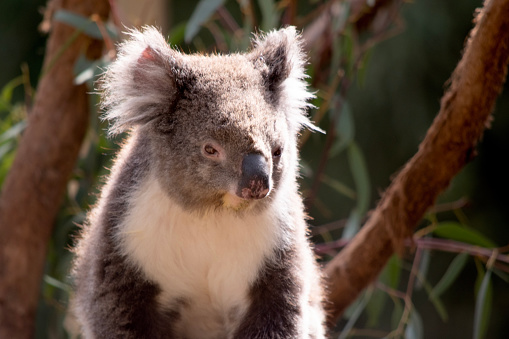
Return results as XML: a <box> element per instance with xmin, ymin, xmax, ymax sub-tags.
<box><xmin>54</xmin><ymin>10</ymin><xmax>116</xmax><ymax>40</ymax></box>
<box><xmin>0</xmin><ymin>76</ymin><xmax>23</xmax><ymax>110</ymax></box>
<box><xmin>333</xmin><ymin>2</ymin><xmax>350</xmax><ymax>34</ymax></box>
<box><xmin>185</xmin><ymin>0</ymin><xmax>225</xmax><ymax>43</ymax></box>
<box><xmin>342</xmin><ymin>209</ymin><xmax>361</xmax><ymax>240</ymax></box>
<box><xmin>474</xmin><ymin>267</ymin><xmax>493</xmax><ymax>339</ymax></box>
<box><xmin>405</xmin><ymin>309</ymin><xmax>424</xmax><ymax>339</ymax></box>
<box><xmin>0</xmin><ymin>143</ymin><xmax>12</xmax><ymax>159</ymax></box>
<box><xmin>347</xmin><ymin>141</ymin><xmax>370</xmax><ymax>215</ymax></box>
<box><xmin>431</xmin><ymin>253</ymin><xmax>469</xmax><ymax>298</ymax></box>
<box><xmin>342</xmin><ymin>26</ymin><xmax>355</xmax><ymax>75</ymax></box>
<box><xmin>365</xmin><ymin>288</ymin><xmax>387</xmax><ymax>327</ymax></box>
<box><xmin>339</xmin><ymin>290</ymin><xmax>372</xmax><ymax>339</ymax></box>
<box><xmin>168</xmin><ymin>22</ymin><xmax>187</xmax><ymax>46</ymax></box>
<box><xmin>391</xmin><ymin>297</ymin><xmax>404</xmax><ymax>329</ymax></box>
<box><xmin>73</xmin><ymin>54</ymin><xmax>95</xmax><ymax>84</ymax></box>
<box><xmin>43</xmin><ymin>275</ymin><xmax>71</xmax><ymax>293</ymax></box>
<box><xmin>258</xmin><ymin>0</ymin><xmax>279</xmax><ymax>31</ymax></box>
<box><xmin>74</xmin><ymin>57</ymin><xmax>108</xmax><ymax>85</ymax></box>
<box><xmin>433</xmin><ymin>222</ymin><xmax>497</xmax><ymax>248</ymax></box>
<box><xmin>493</xmin><ymin>268</ymin><xmax>509</xmax><ymax>282</ymax></box>
<box><xmin>330</xmin><ymin>99</ymin><xmax>355</xmax><ymax>156</ymax></box>
<box><xmin>0</xmin><ymin>121</ymin><xmax>26</xmax><ymax>144</ymax></box>
<box><xmin>321</xmin><ymin>175</ymin><xmax>356</xmax><ymax>200</ymax></box>
<box><xmin>380</xmin><ymin>254</ymin><xmax>401</xmax><ymax>289</ymax></box>
<box><xmin>357</xmin><ymin>48</ymin><xmax>373</xmax><ymax>87</ymax></box>
<box><xmin>416</xmin><ymin>249</ymin><xmax>431</xmax><ymax>290</ymax></box>
<box><xmin>427</xmin><ymin>288</ymin><xmax>449</xmax><ymax>322</ymax></box>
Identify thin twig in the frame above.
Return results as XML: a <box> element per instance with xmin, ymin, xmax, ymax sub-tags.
<box><xmin>375</xmin><ymin>281</ymin><xmax>407</xmax><ymax>300</ymax></box>
<box><xmin>317</xmin><ymin>236</ymin><xmax>509</xmax><ymax>267</ymax></box>
<box><xmin>91</xmin><ymin>14</ymin><xmax>116</xmax><ymax>59</ymax></box>
<box><xmin>205</xmin><ymin>21</ymin><xmax>228</xmax><ymax>52</ymax></box>
<box><xmin>427</xmin><ymin>197</ymin><xmax>470</xmax><ymax>214</ymax></box>
<box><xmin>413</xmin><ymin>238</ymin><xmax>509</xmax><ymax>265</ymax></box>
<box><xmin>217</xmin><ymin>7</ymin><xmax>240</xmax><ymax>33</ymax></box>
<box><xmin>394</xmin><ymin>247</ymin><xmax>422</xmax><ymax>337</ymax></box>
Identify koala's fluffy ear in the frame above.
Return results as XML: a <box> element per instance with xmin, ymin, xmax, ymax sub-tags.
<box><xmin>99</xmin><ymin>27</ymin><xmax>184</xmax><ymax>136</ymax></box>
<box><xmin>250</xmin><ymin>27</ymin><xmax>322</xmax><ymax>133</ymax></box>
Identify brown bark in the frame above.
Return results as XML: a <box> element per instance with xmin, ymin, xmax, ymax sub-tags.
<box><xmin>324</xmin><ymin>0</ymin><xmax>509</xmax><ymax>326</ymax></box>
<box><xmin>0</xmin><ymin>0</ymin><xmax>109</xmax><ymax>337</ymax></box>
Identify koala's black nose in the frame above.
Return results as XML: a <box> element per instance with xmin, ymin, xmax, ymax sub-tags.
<box><xmin>237</xmin><ymin>153</ymin><xmax>271</xmax><ymax>200</ymax></box>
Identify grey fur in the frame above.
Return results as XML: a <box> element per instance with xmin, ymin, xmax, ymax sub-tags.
<box><xmin>73</xmin><ymin>26</ymin><xmax>325</xmax><ymax>338</ymax></box>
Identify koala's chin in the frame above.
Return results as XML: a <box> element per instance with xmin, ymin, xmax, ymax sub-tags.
<box><xmin>221</xmin><ymin>192</ymin><xmax>252</xmax><ymax>211</ymax></box>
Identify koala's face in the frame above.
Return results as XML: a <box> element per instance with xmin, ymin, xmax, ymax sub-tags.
<box><xmin>101</xmin><ymin>27</ymin><xmax>318</xmax><ymax>214</ymax></box>
<box><xmin>150</xmin><ymin>56</ymin><xmax>293</xmax><ymax>213</ymax></box>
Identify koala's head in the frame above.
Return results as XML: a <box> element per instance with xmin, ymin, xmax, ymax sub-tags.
<box><xmin>100</xmin><ymin>26</ymin><xmax>320</xmax><ymax>214</ymax></box>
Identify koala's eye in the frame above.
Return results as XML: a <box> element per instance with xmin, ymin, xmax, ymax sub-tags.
<box><xmin>272</xmin><ymin>147</ymin><xmax>282</xmax><ymax>158</ymax></box>
<box><xmin>204</xmin><ymin>145</ymin><xmax>218</xmax><ymax>155</ymax></box>
<box><xmin>202</xmin><ymin>142</ymin><xmax>225</xmax><ymax>161</ymax></box>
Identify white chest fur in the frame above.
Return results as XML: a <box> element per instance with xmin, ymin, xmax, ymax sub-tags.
<box><xmin>117</xmin><ymin>175</ymin><xmax>283</xmax><ymax>337</ymax></box>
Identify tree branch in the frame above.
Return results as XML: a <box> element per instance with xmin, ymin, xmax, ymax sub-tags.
<box><xmin>0</xmin><ymin>0</ymin><xmax>109</xmax><ymax>337</ymax></box>
<box><xmin>324</xmin><ymin>0</ymin><xmax>509</xmax><ymax>326</ymax></box>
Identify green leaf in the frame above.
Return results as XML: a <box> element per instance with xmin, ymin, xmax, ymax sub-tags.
<box><xmin>409</xmin><ymin>253</ymin><xmax>449</xmax><ymax>322</ymax></box>
<box><xmin>416</xmin><ymin>248</ymin><xmax>431</xmax><ymax>290</ymax></box>
<box><xmin>365</xmin><ymin>288</ymin><xmax>387</xmax><ymax>327</ymax></box>
<box><xmin>239</xmin><ymin>4</ymin><xmax>254</xmax><ymax>51</ymax></box>
<box><xmin>73</xmin><ymin>55</ymin><xmax>108</xmax><ymax>85</ymax></box>
<box><xmin>330</xmin><ymin>99</ymin><xmax>355</xmax><ymax>156</ymax></box>
<box><xmin>342</xmin><ymin>208</ymin><xmax>361</xmax><ymax>239</ymax></box>
<box><xmin>332</xmin><ymin>2</ymin><xmax>350</xmax><ymax>34</ymax></box>
<box><xmin>474</xmin><ymin>267</ymin><xmax>493</xmax><ymax>339</ymax></box>
<box><xmin>0</xmin><ymin>143</ymin><xmax>12</xmax><ymax>159</ymax></box>
<box><xmin>341</xmin><ymin>141</ymin><xmax>372</xmax><ymax>240</ymax></box>
<box><xmin>431</xmin><ymin>253</ymin><xmax>469</xmax><ymax>298</ymax></box>
<box><xmin>321</xmin><ymin>174</ymin><xmax>356</xmax><ymax>200</ymax></box>
<box><xmin>380</xmin><ymin>254</ymin><xmax>401</xmax><ymax>289</ymax></box>
<box><xmin>185</xmin><ymin>0</ymin><xmax>225</xmax><ymax>43</ymax></box>
<box><xmin>405</xmin><ymin>309</ymin><xmax>424</xmax><ymax>339</ymax></box>
<box><xmin>0</xmin><ymin>121</ymin><xmax>26</xmax><ymax>144</ymax></box>
<box><xmin>0</xmin><ymin>76</ymin><xmax>23</xmax><ymax>111</ymax></box>
<box><xmin>493</xmin><ymin>268</ymin><xmax>509</xmax><ymax>282</ymax></box>
<box><xmin>0</xmin><ymin>147</ymin><xmax>15</xmax><ymax>184</ymax></box>
<box><xmin>339</xmin><ymin>289</ymin><xmax>372</xmax><ymax>339</ymax></box>
<box><xmin>356</xmin><ymin>46</ymin><xmax>373</xmax><ymax>87</ymax></box>
<box><xmin>433</xmin><ymin>222</ymin><xmax>497</xmax><ymax>248</ymax></box>
<box><xmin>74</xmin><ymin>54</ymin><xmax>96</xmax><ymax>85</ymax></box>
<box><xmin>43</xmin><ymin>275</ymin><xmax>71</xmax><ymax>293</ymax></box>
<box><xmin>347</xmin><ymin>141</ymin><xmax>371</xmax><ymax>215</ymax></box>
<box><xmin>258</xmin><ymin>0</ymin><xmax>280</xmax><ymax>31</ymax></box>
<box><xmin>427</xmin><ymin>290</ymin><xmax>449</xmax><ymax>322</ymax></box>
<box><xmin>54</xmin><ymin>10</ymin><xmax>116</xmax><ymax>40</ymax></box>
<box><xmin>391</xmin><ymin>297</ymin><xmax>404</xmax><ymax>329</ymax></box>
<box><xmin>342</xmin><ymin>26</ymin><xmax>355</xmax><ymax>75</ymax></box>
<box><xmin>168</xmin><ymin>22</ymin><xmax>187</xmax><ymax>46</ymax></box>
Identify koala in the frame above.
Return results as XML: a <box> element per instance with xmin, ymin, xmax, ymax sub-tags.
<box><xmin>72</xmin><ymin>26</ymin><xmax>326</xmax><ymax>339</ymax></box>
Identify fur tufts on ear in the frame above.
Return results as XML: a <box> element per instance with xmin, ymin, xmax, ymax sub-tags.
<box><xmin>251</xmin><ymin>27</ymin><xmax>323</xmax><ymax>133</ymax></box>
<box><xmin>99</xmin><ymin>27</ymin><xmax>181</xmax><ymax>136</ymax></box>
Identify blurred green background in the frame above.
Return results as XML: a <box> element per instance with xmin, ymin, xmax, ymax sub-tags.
<box><xmin>1</xmin><ymin>0</ymin><xmax>508</xmax><ymax>338</ymax></box>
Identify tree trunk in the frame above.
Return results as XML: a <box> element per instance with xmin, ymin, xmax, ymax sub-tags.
<box><xmin>0</xmin><ymin>0</ymin><xmax>109</xmax><ymax>337</ymax></box>
<box><xmin>324</xmin><ymin>0</ymin><xmax>509</xmax><ymax>325</ymax></box>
